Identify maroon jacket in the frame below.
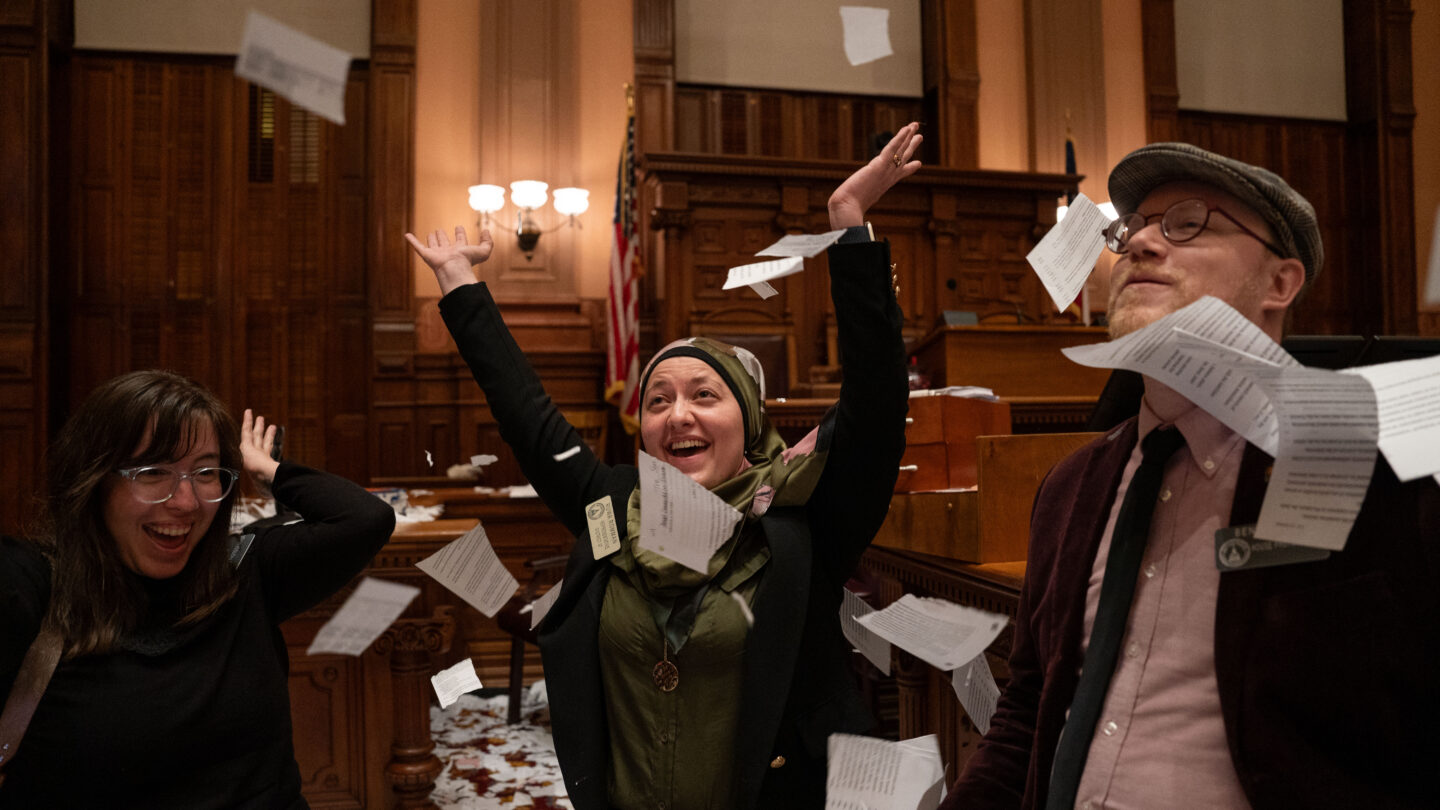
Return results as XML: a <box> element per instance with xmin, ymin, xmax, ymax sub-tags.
<box><xmin>944</xmin><ymin>418</ymin><xmax>1440</xmax><ymax>809</ymax></box>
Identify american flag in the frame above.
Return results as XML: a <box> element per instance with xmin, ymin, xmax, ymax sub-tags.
<box><xmin>605</xmin><ymin>102</ymin><xmax>642</xmax><ymax>434</ymax></box>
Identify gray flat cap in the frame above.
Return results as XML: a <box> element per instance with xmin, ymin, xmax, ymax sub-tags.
<box><xmin>1108</xmin><ymin>142</ymin><xmax>1323</xmax><ymax>284</ymax></box>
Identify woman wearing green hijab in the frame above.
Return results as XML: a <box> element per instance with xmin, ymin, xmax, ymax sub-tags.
<box><xmin>406</xmin><ymin>123</ymin><xmax>918</xmax><ymax>809</ymax></box>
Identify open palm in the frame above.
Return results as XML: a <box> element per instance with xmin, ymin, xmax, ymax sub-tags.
<box><xmin>404</xmin><ymin>226</ymin><xmax>495</xmax><ymax>295</ymax></box>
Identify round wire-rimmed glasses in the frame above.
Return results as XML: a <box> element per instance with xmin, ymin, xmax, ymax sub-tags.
<box><xmin>1102</xmin><ymin>197</ymin><xmax>1285</xmax><ymax>257</ymax></box>
<box><xmin>116</xmin><ymin>466</ymin><xmax>240</xmax><ymax>504</ymax></box>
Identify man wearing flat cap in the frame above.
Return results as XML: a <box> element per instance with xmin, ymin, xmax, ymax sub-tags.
<box><xmin>941</xmin><ymin>144</ymin><xmax>1439</xmax><ymax>809</ymax></box>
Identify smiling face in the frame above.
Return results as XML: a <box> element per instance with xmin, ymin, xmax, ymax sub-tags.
<box><xmin>103</xmin><ymin>419</ymin><xmax>223</xmax><ymax>579</ymax></box>
<box><xmin>1106</xmin><ymin>181</ymin><xmax>1290</xmax><ymax>340</ymax></box>
<box><xmin>640</xmin><ymin>356</ymin><xmax>747</xmax><ymax>490</ymax></box>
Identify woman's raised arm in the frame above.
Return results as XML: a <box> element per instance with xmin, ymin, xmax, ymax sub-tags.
<box><xmin>404</xmin><ymin>226</ymin><xmax>495</xmax><ymax>296</ymax></box>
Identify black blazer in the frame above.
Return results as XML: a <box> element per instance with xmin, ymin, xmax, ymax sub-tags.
<box><xmin>439</xmin><ymin>240</ymin><xmax>908</xmax><ymax>809</ymax></box>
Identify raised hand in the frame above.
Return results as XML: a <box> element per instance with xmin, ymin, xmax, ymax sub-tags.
<box><xmin>240</xmin><ymin>408</ymin><xmax>281</xmax><ymax>494</ymax></box>
<box><xmin>828</xmin><ymin>122</ymin><xmax>923</xmax><ymax>230</ymax></box>
<box><xmin>403</xmin><ymin>226</ymin><xmax>496</xmax><ymax>296</ymax></box>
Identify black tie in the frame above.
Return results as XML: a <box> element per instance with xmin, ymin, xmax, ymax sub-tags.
<box><xmin>1046</xmin><ymin>427</ymin><xmax>1186</xmax><ymax>809</ymax></box>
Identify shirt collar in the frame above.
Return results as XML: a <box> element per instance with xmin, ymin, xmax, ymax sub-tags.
<box><xmin>1138</xmin><ymin>379</ymin><xmax>1244</xmax><ymax>479</ymax></box>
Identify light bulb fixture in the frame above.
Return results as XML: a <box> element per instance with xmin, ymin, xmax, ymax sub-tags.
<box><xmin>467</xmin><ymin>180</ymin><xmax>589</xmax><ymax>261</ymax></box>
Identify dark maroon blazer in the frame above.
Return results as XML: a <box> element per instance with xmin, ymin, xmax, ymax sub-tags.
<box><xmin>944</xmin><ymin>418</ymin><xmax>1440</xmax><ymax>810</ymax></box>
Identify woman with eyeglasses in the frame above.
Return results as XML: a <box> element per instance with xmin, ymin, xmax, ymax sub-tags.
<box><xmin>0</xmin><ymin>369</ymin><xmax>395</xmax><ymax>808</ymax></box>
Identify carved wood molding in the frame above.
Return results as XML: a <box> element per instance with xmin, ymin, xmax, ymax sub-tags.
<box><xmin>640</xmin><ymin>153</ymin><xmax>1077</xmax><ymax>379</ymax></box>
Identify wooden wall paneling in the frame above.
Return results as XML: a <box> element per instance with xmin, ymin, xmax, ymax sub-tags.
<box><xmin>1139</xmin><ymin>0</ymin><xmax>1180</xmax><ymax>142</ymax></box>
<box><xmin>1344</xmin><ymin>0</ymin><xmax>1418</xmax><ymax>335</ymax></box>
<box><xmin>285</xmin><ymin>651</ymin><xmax>367</xmax><ymax>807</ymax></box>
<box><xmin>66</xmin><ymin>58</ymin><xmax>231</xmax><ymax>403</ymax></box>
<box><xmin>0</xmin><ymin>0</ymin><xmax>60</xmax><ymax>535</ymax></box>
<box><xmin>674</xmin><ymin>86</ymin><xmax>710</xmax><ymax>152</ymax></box>
<box><xmin>920</xmin><ymin>0</ymin><xmax>980</xmax><ymax>168</ymax></box>
<box><xmin>1176</xmin><ymin>113</ymin><xmax>1356</xmax><ymax>335</ymax></box>
<box><xmin>669</xmin><ymin>84</ymin><xmax>927</xmax><ymax>163</ymax></box>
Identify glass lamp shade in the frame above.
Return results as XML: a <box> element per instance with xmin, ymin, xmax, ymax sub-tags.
<box><xmin>509</xmin><ymin>180</ymin><xmax>549</xmax><ymax>210</ymax></box>
<box><xmin>552</xmin><ymin>187</ymin><xmax>590</xmax><ymax>217</ymax></box>
<box><xmin>468</xmin><ymin>184</ymin><xmax>506</xmax><ymax>213</ymax></box>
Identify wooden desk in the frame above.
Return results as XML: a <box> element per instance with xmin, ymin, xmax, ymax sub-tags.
<box><xmin>859</xmin><ymin>546</ymin><xmax>1025</xmax><ymax>784</ymax></box>
<box><xmin>284</xmin><ymin>502</ymin><xmax>573</xmax><ymax>809</ymax></box>
<box><xmin>912</xmin><ymin>324</ymin><xmax>1111</xmax><ymax>396</ymax></box>
<box><xmin>283</xmin><ymin>518</ymin><xmax>477</xmax><ymax>810</ymax></box>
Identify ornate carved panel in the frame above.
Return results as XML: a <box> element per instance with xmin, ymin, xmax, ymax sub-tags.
<box><xmin>288</xmin><ymin>655</ymin><xmax>366</xmax><ymax>808</ymax></box>
<box><xmin>640</xmin><ymin>153</ymin><xmax>1075</xmax><ymax>392</ymax></box>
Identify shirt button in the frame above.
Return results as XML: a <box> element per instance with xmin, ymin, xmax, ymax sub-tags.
<box><xmin>1103</xmin><ymin>720</ymin><xmax>1118</xmax><ymax>736</ymax></box>
<box><xmin>770</xmin><ymin>755</ymin><xmax>786</xmax><ymax>768</ymax></box>
<box><xmin>1159</xmin><ymin>488</ymin><xmax>1172</xmax><ymax>502</ymax></box>
<box><xmin>1203</xmin><ymin>458</ymin><xmax>1216</xmax><ymax>471</ymax></box>
<box><xmin>1144</xmin><ymin>564</ymin><xmax>1157</xmax><ymax>578</ymax></box>
<box><xmin>1127</xmin><ymin>642</ymin><xmax>1140</xmax><ymax>658</ymax></box>
<box><xmin>658</xmin><ymin>730</ymin><xmax>669</xmax><ymax>743</ymax></box>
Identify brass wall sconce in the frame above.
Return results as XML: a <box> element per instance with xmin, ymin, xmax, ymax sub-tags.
<box><xmin>468</xmin><ymin>181</ymin><xmax>590</xmax><ymax>261</ymax></box>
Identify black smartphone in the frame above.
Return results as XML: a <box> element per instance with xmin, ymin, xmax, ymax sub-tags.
<box><xmin>270</xmin><ymin>425</ymin><xmax>285</xmax><ymax>462</ymax></box>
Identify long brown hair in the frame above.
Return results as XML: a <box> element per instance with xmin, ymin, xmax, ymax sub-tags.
<box><xmin>34</xmin><ymin>370</ymin><xmax>242</xmax><ymax>658</ymax></box>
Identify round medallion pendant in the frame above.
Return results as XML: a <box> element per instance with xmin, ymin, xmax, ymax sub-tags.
<box><xmin>652</xmin><ymin>659</ymin><xmax>679</xmax><ymax>692</ymax></box>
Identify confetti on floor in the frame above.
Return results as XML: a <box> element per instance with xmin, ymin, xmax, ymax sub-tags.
<box><xmin>430</xmin><ymin>686</ymin><xmax>571</xmax><ymax>810</ymax></box>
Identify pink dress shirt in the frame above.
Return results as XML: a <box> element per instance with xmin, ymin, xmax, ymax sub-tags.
<box><xmin>1072</xmin><ymin>384</ymin><xmax>1253</xmax><ymax>809</ymax></box>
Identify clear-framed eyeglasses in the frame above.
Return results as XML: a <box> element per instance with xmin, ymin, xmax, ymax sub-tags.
<box><xmin>1102</xmin><ymin>197</ymin><xmax>1286</xmax><ymax>258</ymax></box>
<box><xmin>116</xmin><ymin>466</ymin><xmax>240</xmax><ymax>504</ymax></box>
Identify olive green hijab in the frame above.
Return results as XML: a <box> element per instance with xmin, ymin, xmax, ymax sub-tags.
<box><xmin>610</xmin><ymin>337</ymin><xmax>830</xmax><ymax>650</ymax></box>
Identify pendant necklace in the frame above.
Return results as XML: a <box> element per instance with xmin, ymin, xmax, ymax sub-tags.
<box><xmin>652</xmin><ymin>639</ymin><xmax>679</xmax><ymax>692</ymax></box>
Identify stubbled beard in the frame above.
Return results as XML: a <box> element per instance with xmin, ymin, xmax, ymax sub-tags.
<box><xmin>1106</xmin><ymin>263</ymin><xmax>1165</xmax><ymax>339</ymax></box>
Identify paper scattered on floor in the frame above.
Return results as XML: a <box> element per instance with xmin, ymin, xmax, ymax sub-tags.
<box><xmin>857</xmin><ymin>593</ymin><xmax>1007</xmax><ymax>672</ymax></box>
<box><xmin>416</xmin><ymin>522</ymin><xmax>520</xmax><ymax>617</ymax></box>
<box><xmin>307</xmin><ymin>577</ymin><xmax>419</xmax><ymax>656</ymax></box>
<box><xmin>826</xmin><ymin>733</ymin><xmax>945</xmax><ymax>810</ymax></box>
<box><xmin>1026</xmin><ymin>192</ymin><xmax>1110</xmax><ymax>312</ymax></box>
<box><xmin>909</xmin><ymin>386</ymin><xmax>998</xmax><ymax>401</ymax></box>
<box><xmin>951</xmin><ymin>654</ymin><xmax>1001</xmax><ymax>735</ymax></box>
<box><xmin>431</xmin><ymin>657</ymin><xmax>483</xmax><ymax>709</ymax></box>
<box><xmin>838</xmin><ymin>6</ymin><xmax>894</xmax><ymax>67</ymax></box>
<box><xmin>235</xmin><ymin>10</ymin><xmax>352</xmax><ymax>125</ymax></box>
<box><xmin>637</xmin><ymin>451</ymin><xmax>743</xmax><ymax>573</ymax></box>
<box><xmin>841</xmin><ymin>588</ymin><xmax>892</xmax><ymax>675</ymax></box>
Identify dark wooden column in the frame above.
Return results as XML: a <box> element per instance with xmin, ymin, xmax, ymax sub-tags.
<box><xmin>368</xmin><ymin>0</ymin><xmax>419</xmax><ymax>478</ymax></box>
<box><xmin>1344</xmin><ymin>0</ymin><xmax>1418</xmax><ymax>335</ymax></box>
<box><xmin>1139</xmin><ymin>0</ymin><xmax>1180</xmax><ymax>142</ymax></box>
<box><xmin>374</xmin><ymin>609</ymin><xmax>455</xmax><ymax>810</ymax></box>
<box><xmin>633</xmin><ymin>0</ymin><xmax>675</xmax><ymax>156</ymax></box>
<box><xmin>0</xmin><ymin>0</ymin><xmax>66</xmax><ymax>535</ymax></box>
<box><xmin>921</xmin><ymin>0</ymin><xmax>980</xmax><ymax>168</ymax></box>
